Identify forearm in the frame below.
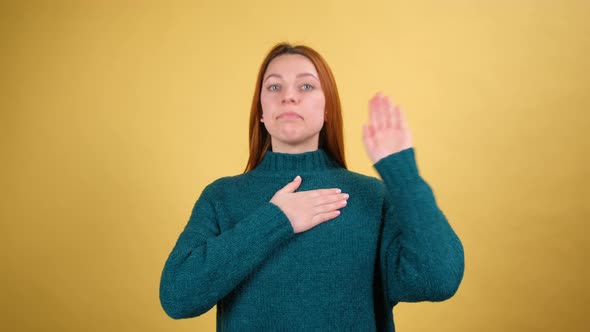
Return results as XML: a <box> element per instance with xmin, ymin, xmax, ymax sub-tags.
<box><xmin>375</xmin><ymin>148</ymin><xmax>464</xmax><ymax>304</ymax></box>
<box><xmin>159</xmin><ymin>202</ymin><xmax>294</xmax><ymax>319</ymax></box>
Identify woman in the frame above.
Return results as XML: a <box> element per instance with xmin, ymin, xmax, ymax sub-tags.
<box><xmin>160</xmin><ymin>43</ymin><xmax>464</xmax><ymax>331</ymax></box>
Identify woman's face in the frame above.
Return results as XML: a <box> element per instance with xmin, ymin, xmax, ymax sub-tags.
<box><xmin>260</xmin><ymin>54</ymin><xmax>326</xmax><ymax>153</ymax></box>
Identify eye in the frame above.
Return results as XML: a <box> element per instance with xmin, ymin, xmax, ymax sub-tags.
<box><xmin>301</xmin><ymin>84</ymin><xmax>314</xmax><ymax>91</ymax></box>
<box><xmin>267</xmin><ymin>84</ymin><xmax>280</xmax><ymax>91</ymax></box>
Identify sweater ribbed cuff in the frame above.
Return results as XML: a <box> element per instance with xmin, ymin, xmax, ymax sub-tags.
<box><xmin>373</xmin><ymin>148</ymin><xmax>420</xmax><ymax>192</ymax></box>
<box><xmin>248</xmin><ymin>202</ymin><xmax>296</xmax><ymax>238</ymax></box>
<box><xmin>219</xmin><ymin>202</ymin><xmax>296</xmax><ymax>269</ymax></box>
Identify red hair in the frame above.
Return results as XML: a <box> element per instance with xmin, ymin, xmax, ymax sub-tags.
<box><xmin>244</xmin><ymin>43</ymin><xmax>347</xmax><ymax>172</ymax></box>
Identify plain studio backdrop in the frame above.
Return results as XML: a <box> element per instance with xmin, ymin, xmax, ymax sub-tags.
<box><xmin>1</xmin><ymin>1</ymin><xmax>588</xmax><ymax>331</ymax></box>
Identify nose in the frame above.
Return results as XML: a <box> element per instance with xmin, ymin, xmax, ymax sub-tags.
<box><xmin>281</xmin><ymin>86</ymin><xmax>298</xmax><ymax>105</ymax></box>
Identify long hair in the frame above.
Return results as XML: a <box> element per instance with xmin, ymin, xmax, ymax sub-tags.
<box><xmin>244</xmin><ymin>43</ymin><xmax>347</xmax><ymax>172</ymax></box>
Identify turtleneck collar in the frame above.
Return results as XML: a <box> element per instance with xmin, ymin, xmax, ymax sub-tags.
<box><xmin>251</xmin><ymin>149</ymin><xmax>339</xmax><ymax>174</ymax></box>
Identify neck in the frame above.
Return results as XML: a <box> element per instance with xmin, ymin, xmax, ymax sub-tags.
<box><xmin>250</xmin><ymin>148</ymin><xmax>338</xmax><ymax>175</ymax></box>
<box><xmin>270</xmin><ymin>137</ymin><xmax>319</xmax><ymax>154</ymax></box>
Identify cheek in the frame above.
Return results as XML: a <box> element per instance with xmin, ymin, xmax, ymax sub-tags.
<box><xmin>311</xmin><ymin>94</ymin><xmax>326</xmax><ymax>118</ymax></box>
<box><xmin>260</xmin><ymin>93</ymin><xmax>276</xmax><ymax>114</ymax></box>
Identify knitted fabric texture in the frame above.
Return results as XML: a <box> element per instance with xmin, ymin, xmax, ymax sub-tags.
<box><xmin>160</xmin><ymin>148</ymin><xmax>464</xmax><ymax>331</ymax></box>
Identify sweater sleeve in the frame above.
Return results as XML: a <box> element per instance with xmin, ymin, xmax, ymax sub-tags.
<box><xmin>159</xmin><ymin>183</ymin><xmax>296</xmax><ymax>319</ymax></box>
<box><xmin>374</xmin><ymin>148</ymin><xmax>464</xmax><ymax>306</ymax></box>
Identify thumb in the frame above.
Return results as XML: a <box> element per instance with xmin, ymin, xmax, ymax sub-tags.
<box><xmin>279</xmin><ymin>175</ymin><xmax>302</xmax><ymax>194</ymax></box>
<box><xmin>362</xmin><ymin>125</ymin><xmax>375</xmax><ymax>150</ymax></box>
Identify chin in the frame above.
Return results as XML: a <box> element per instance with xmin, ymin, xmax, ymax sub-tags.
<box><xmin>285</xmin><ymin>138</ymin><xmax>319</xmax><ymax>148</ymax></box>
<box><xmin>276</xmin><ymin>129</ymin><xmax>303</xmax><ymax>141</ymax></box>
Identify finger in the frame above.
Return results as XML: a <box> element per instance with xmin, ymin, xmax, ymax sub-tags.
<box><xmin>314</xmin><ymin>199</ymin><xmax>348</xmax><ymax>214</ymax></box>
<box><xmin>383</xmin><ymin>96</ymin><xmax>393</xmax><ymax>128</ymax></box>
<box><xmin>278</xmin><ymin>175</ymin><xmax>302</xmax><ymax>194</ymax></box>
<box><xmin>375</xmin><ymin>94</ymin><xmax>386</xmax><ymax>130</ymax></box>
<box><xmin>311</xmin><ymin>210</ymin><xmax>341</xmax><ymax>225</ymax></box>
<box><xmin>369</xmin><ymin>97</ymin><xmax>380</xmax><ymax>130</ymax></box>
<box><xmin>307</xmin><ymin>188</ymin><xmax>342</xmax><ymax>198</ymax></box>
<box><xmin>362</xmin><ymin>125</ymin><xmax>376</xmax><ymax>151</ymax></box>
<box><xmin>362</xmin><ymin>124</ymin><xmax>375</xmax><ymax>139</ymax></box>
<box><xmin>396</xmin><ymin>106</ymin><xmax>408</xmax><ymax>130</ymax></box>
<box><xmin>313</xmin><ymin>193</ymin><xmax>349</xmax><ymax>207</ymax></box>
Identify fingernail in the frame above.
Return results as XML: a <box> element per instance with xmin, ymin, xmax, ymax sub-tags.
<box><xmin>344</xmin><ymin>194</ymin><xmax>349</xmax><ymax>199</ymax></box>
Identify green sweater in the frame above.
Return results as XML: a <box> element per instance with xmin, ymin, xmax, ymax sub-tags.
<box><xmin>160</xmin><ymin>148</ymin><xmax>464</xmax><ymax>331</ymax></box>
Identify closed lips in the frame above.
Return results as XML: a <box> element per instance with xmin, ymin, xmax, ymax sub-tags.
<box><xmin>278</xmin><ymin>112</ymin><xmax>302</xmax><ymax>119</ymax></box>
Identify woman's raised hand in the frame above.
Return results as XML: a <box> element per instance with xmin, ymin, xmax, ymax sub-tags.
<box><xmin>362</xmin><ymin>93</ymin><xmax>414</xmax><ymax>163</ymax></box>
<box><xmin>270</xmin><ymin>176</ymin><xmax>348</xmax><ymax>233</ymax></box>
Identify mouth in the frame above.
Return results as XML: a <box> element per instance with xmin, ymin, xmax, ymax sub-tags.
<box><xmin>277</xmin><ymin>111</ymin><xmax>303</xmax><ymax>120</ymax></box>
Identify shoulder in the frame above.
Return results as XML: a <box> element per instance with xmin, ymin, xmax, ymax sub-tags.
<box><xmin>200</xmin><ymin>173</ymin><xmax>252</xmax><ymax>197</ymax></box>
<box><xmin>335</xmin><ymin>168</ymin><xmax>386</xmax><ymax>195</ymax></box>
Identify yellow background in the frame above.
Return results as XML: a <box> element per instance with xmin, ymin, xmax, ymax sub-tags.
<box><xmin>2</xmin><ymin>0</ymin><xmax>589</xmax><ymax>331</ymax></box>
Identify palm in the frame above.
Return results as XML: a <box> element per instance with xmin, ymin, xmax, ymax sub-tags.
<box><xmin>362</xmin><ymin>93</ymin><xmax>413</xmax><ymax>163</ymax></box>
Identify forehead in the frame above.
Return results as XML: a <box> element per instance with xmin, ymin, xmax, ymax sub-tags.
<box><xmin>264</xmin><ymin>54</ymin><xmax>318</xmax><ymax>77</ymax></box>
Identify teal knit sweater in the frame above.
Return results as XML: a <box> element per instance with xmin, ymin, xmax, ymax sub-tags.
<box><xmin>160</xmin><ymin>148</ymin><xmax>464</xmax><ymax>331</ymax></box>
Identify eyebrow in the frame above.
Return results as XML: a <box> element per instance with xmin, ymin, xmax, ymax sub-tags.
<box><xmin>263</xmin><ymin>73</ymin><xmax>319</xmax><ymax>82</ymax></box>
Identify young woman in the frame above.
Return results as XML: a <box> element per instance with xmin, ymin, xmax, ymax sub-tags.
<box><xmin>160</xmin><ymin>43</ymin><xmax>464</xmax><ymax>331</ymax></box>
